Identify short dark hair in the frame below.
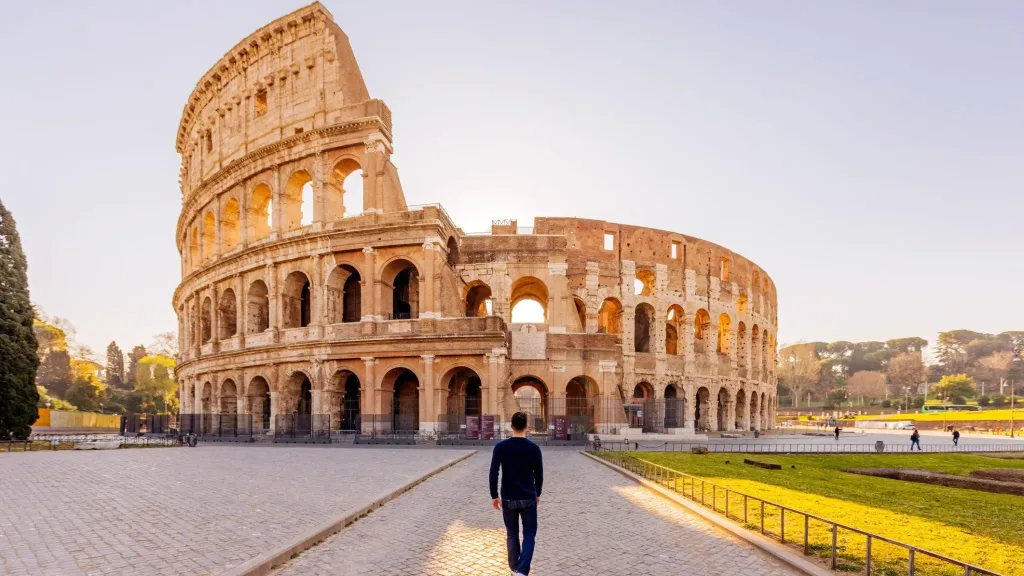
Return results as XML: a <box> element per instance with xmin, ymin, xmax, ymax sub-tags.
<box><xmin>511</xmin><ymin>411</ymin><xmax>528</xmax><ymax>432</ymax></box>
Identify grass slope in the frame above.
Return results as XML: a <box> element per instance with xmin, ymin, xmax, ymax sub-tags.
<box><xmin>639</xmin><ymin>452</ymin><xmax>1024</xmax><ymax>576</ymax></box>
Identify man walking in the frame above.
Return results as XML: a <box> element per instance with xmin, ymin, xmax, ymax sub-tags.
<box><xmin>952</xmin><ymin>429</ymin><xmax>960</xmax><ymax>446</ymax></box>
<box><xmin>910</xmin><ymin>428</ymin><xmax>922</xmax><ymax>451</ymax></box>
<box><xmin>490</xmin><ymin>412</ymin><xmax>544</xmax><ymax>576</ymax></box>
<box><xmin>834</xmin><ymin>426</ymin><xmax>841</xmax><ymax>442</ymax></box>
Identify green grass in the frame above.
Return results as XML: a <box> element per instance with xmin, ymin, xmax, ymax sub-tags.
<box><xmin>634</xmin><ymin>452</ymin><xmax>1024</xmax><ymax>576</ymax></box>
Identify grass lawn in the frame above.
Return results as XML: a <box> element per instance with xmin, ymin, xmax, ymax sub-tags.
<box><xmin>636</xmin><ymin>452</ymin><xmax>1024</xmax><ymax>576</ymax></box>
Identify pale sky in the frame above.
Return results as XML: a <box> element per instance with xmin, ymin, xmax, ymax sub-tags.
<box><xmin>2</xmin><ymin>1</ymin><xmax>1022</xmax><ymax>358</ymax></box>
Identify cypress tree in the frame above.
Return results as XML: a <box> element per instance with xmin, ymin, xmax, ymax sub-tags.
<box><xmin>0</xmin><ymin>200</ymin><xmax>40</xmax><ymax>439</ymax></box>
<box><xmin>105</xmin><ymin>341</ymin><xmax>125</xmax><ymax>388</ymax></box>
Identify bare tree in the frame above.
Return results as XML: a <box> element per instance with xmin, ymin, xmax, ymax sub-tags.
<box><xmin>847</xmin><ymin>370</ymin><xmax>888</xmax><ymax>404</ymax></box>
<box><xmin>978</xmin><ymin>351</ymin><xmax>1014</xmax><ymax>394</ymax></box>
<box><xmin>887</xmin><ymin>351</ymin><xmax>925</xmax><ymax>398</ymax></box>
<box><xmin>778</xmin><ymin>344</ymin><xmax>820</xmax><ymax>407</ymax></box>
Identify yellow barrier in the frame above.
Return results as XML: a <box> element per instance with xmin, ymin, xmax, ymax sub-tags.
<box><xmin>43</xmin><ymin>410</ymin><xmax>121</xmax><ymax>430</ymax></box>
<box><xmin>36</xmin><ymin>408</ymin><xmax>51</xmax><ymax>427</ymax></box>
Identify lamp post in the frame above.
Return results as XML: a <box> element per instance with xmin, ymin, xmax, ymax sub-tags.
<box><xmin>1011</xmin><ymin>344</ymin><xmax>1021</xmax><ymax>439</ymax></box>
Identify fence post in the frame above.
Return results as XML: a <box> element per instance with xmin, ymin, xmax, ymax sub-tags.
<box><xmin>760</xmin><ymin>501</ymin><xmax>765</xmax><ymax>534</ymax></box>
<box><xmin>712</xmin><ymin>485</ymin><xmax>716</xmax><ymax>511</ymax></box>
<box><xmin>908</xmin><ymin>549</ymin><xmax>915</xmax><ymax>576</ymax></box>
<box><xmin>701</xmin><ymin>481</ymin><xmax>705</xmax><ymax>506</ymax></box>
<box><xmin>831</xmin><ymin>524</ymin><xmax>837</xmax><ymax>569</ymax></box>
<box><xmin>803</xmin><ymin>515</ymin><xmax>809</xmax><ymax>554</ymax></box>
<box><xmin>780</xmin><ymin>508</ymin><xmax>785</xmax><ymax>543</ymax></box>
<box><xmin>866</xmin><ymin>534</ymin><xmax>872</xmax><ymax>576</ymax></box>
<box><xmin>744</xmin><ymin>495</ymin><xmax>748</xmax><ymax>525</ymax></box>
<box><xmin>725</xmin><ymin>489</ymin><xmax>730</xmax><ymax>518</ymax></box>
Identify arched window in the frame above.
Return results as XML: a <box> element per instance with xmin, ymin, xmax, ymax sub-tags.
<box><xmin>330</xmin><ymin>157</ymin><xmax>362</xmax><ymax>219</ymax></box>
<box><xmin>248</xmin><ymin>184</ymin><xmax>273</xmax><ymax>241</ymax></box>
<box><xmin>326</xmin><ymin>264</ymin><xmax>362</xmax><ymax>323</ymax></box>
<box><xmin>222</xmin><ymin>198</ymin><xmax>240</xmax><ymax>252</ymax></box>
<box><xmin>510</xmin><ymin>276</ymin><xmax>548</xmax><ymax>324</ymax></box>
<box><xmin>597</xmin><ymin>298</ymin><xmax>622</xmax><ymax>334</ymax></box>
<box><xmin>717</xmin><ymin>313</ymin><xmax>731</xmax><ymax>354</ymax></box>
<box><xmin>246</xmin><ymin>280</ymin><xmax>270</xmax><ymax>334</ymax></box>
<box><xmin>382</xmin><ymin>368</ymin><xmax>419</xmax><ymax>431</ymax></box>
<box><xmin>219</xmin><ymin>288</ymin><xmax>237</xmax><ymax>339</ymax></box>
<box><xmin>202</xmin><ymin>211</ymin><xmax>216</xmax><ymax>261</ymax></box>
<box><xmin>572</xmin><ymin>297</ymin><xmax>587</xmax><ymax>332</ymax></box>
<box><xmin>465</xmin><ymin>282</ymin><xmax>492</xmax><ymax>317</ymax></box>
<box><xmin>664</xmin><ymin>384</ymin><xmax>682</xmax><ymax>428</ymax></box>
<box><xmin>566</xmin><ymin>376</ymin><xmax>596</xmax><ymax>419</ymax></box>
<box><xmin>446</xmin><ymin>237</ymin><xmax>459</xmax><ymax>267</ymax></box>
<box><xmin>220</xmin><ymin>380</ymin><xmax>238</xmax><ymax>414</ymax></box>
<box><xmin>444</xmin><ymin>367</ymin><xmax>483</xmax><ymax>428</ymax></box>
<box><xmin>634</xmin><ymin>303</ymin><xmax>654</xmax><ymax>353</ymax></box>
<box><xmin>283</xmin><ymin>170</ymin><xmax>312</xmax><ymax>231</ymax></box>
<box><xmin>381</xmin><ymin>258</ymin><xmax>419</xmax><ymax>320</ymax></box>
<box><xmin>694</xmin><ymin>309</ymin><xmax>711</xmax><ymax>354</ymax></box>
<box><xmin>200</xmin><ymin>297</ymin><xmax>212</xmax><ymax>343</ymax></box>
<box><xmin>666</xmin><ymin>304</ymin><xmax>684</xmax><ymax>356</ymax></box>
<box><xmin>282</xmin><ymin>271</ymin><xmax>312</xmax><ymax>328</ymax></box>
<box><xmin>750</xmin><ymin>324</ymin><xmax>761</xmax><ymax>374</ymax></box>
<box><xmin>634</xmin><ymin>269</ymin><xmax>655</xmax><ymax>296</ymax></box>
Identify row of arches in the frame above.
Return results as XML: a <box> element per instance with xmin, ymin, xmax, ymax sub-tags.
<box><xmin>186</xmin><ymin>161</ymin><xmax>365</xmax><ymax>269</ymax></box>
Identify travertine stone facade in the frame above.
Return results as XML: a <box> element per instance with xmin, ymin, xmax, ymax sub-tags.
<box><xmin>172</xmin><ymin>3</ymin><xmax>779</xmax><ymax>435</ymax></box>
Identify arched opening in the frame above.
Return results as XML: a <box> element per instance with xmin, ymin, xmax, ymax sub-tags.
<box><xmin>736</xmin><ymin>322</ymin><xmax>748</xmax><ymax>373</ymax></box>
<box><xmin>246</xmin><ymin>280</ymin><xmax>270</xmax><ymax>334</ymax></box>
<box><xmin>735</xmin><ymin>389</ymin><xmax>746</xmax><ymax>430</ymax></box>
<box><xmin>751</xmin><ymin>324</ymin><xmax>761</xmax><ymax>376</ymax></box>
<box><xmin>694</xmin><ymin>309</ymin><xmax>711</xmax><ymax>354</ymax></box>
<box><xmin>325</xmin><ymin>369</ymin><xmax>361</xmax><ymax>432</ymax></box>
<box><xmin>632</xmin><ymin>382</ymin><xmax>653</xmax><ymax>400</ymax></box>
<box><xmin>717</xmin><ymin>388</ymin><xmax>730</xmax><ymax>431</ymax></box>
<box><xmin>248</xmin><ymin>184</ymin><xmax>273</xmax><ymax>241</ymax></box>
<box><xmin>762</xmin><ymin>329</ymin><xmax>769</xmax><ymax>375</ymax></box>
<box><xmin>627</xmin><ymin>381</ymin><xmax>653</xmax><ymax>429</ymax></box>
<box><xmin>222</xmin><ymin>198</ymin><xmax>240</xmax><ymax>252</ymax></box>
<box><xmin>382</xmin><ymin>259</ymin><xmax>419</xmax><ymax>320</ymax></box>
<box><xmin>565</xmin><ymin>376</ymin><xmax>596</xmax><ymax>432</ymax></box>
<box><xmin>597</xmin><ymin>298</ymin><xmax>622</xmax><ymax>334</ymax></box>
<box><xmin>247</xmin><ymin>376</ymin><xmax>271</xmax><ymax>431</ymax></box>
<box><xmin>750</xmin><ymin>392</ymin><xmax>759</xmax><ymax>431</ymax></box>
<box><xmin>446</xmin><ymin>237</ymin><xmax>459</xmax><ymax>267</ymax></box>
<box><xmin>282</xmin><ymin>271</ymin><xmax>312</xmax><ymax>328</ymax></box>
<box><xmin>190</xmin><ymin>228</ymin><xmax>200</xmax><ymax>269</ymax></box>
<box><xmin>760</xmin><ymin>391</ymin><xmax>768</xmax><ymax>429</ymax></box>
<box><xmin>465</xmin><ymin>282</ymin><xmax>492</xmax><ymax>317</ymax></box>
<box><xmin>634</xmin><ymin>269</ymin><xmax>655</xmax><ymax>296</ymax></box>
<box><xmin>510</xmin><ymin>276</ymin><xmax>548</xmax><ymax>324</ymax></box>
<box><xmin>326</xmin><ymin>264</ymin><xmax>362</xmax><ymax>323</ymax></box>
<box><xmin>200</xmin><ymin>297</ymin><xmax>212</xmax><ymax>343</ymax></box>
<box><xmin>219</xmin><ymin>289</ymin><xmax>237</xmax><ymax>339</ymax></box>
<box><xmin>279</xmin><ymin>372</ymin><xmax>313</xmax><ymax>418</ymax></box>
<box><xmin>202</xmin><ymin>211</ymin><xmax>215</xmax><ymax>261</ymax></box>
<box><xmin>572</xmin><ymin>297</ymin><xmax>587</xmax><ymax>332</ymax></box>
<box><xmin>220</xmin><ymin>380</ymin><xmax>238</xmax><ymax>414</ymax></box>
<box><xmin>444</xmin><ymin>367</ymin><xmax>483</xmax><ymax>433</ymax></box>
<box><xmin>330</xmin><ymin>157</ymin><xmax>362</xmax><ymax>219</ymax></box>
<box><xmin>382</xmin><ymin>368</ymin><xmax>419</xmax><ymax>431</ymax></box>
<box><xmin>201</xmin><ymin>382</ymin><xmax>213</xmax><ymax>414</ymax></box>
<box><xmin>717</xmin><ymin>313</ymin><xmax>731</xmax><ymax>355</ymax></box>
<box><xmin>695</xmin><ymin>387</ymin><xmax>711</xmax><ymax>431</ymax></box>
<box><xmin>283</xmin><ymin>170</ymin><xmax>313</xmax><ymax>231</ymax></box>
<box><xmin>664</xmin><ymin>384</ymin><xmax>683</xmax><ymax>428</ymax></box>
<box><xmin>513</xmin><ymin>376</ymin><xmax>548</xmax><ymax>433</ymax></box>
<box><xmin>634</xmin><ymin>303</ymin><xmax>654</xmax><ymax>353</ymax></box>
<box><xmin>666</xmin><ymin>304</ymin><xmax>684</xmax><ymax>356</ymax></box>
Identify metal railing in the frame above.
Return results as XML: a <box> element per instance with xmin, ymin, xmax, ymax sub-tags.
<box><xmin>592</xmin><ymin>450</ymin><xmax>1001</xmax><ymax>576</ymax></box>
<box><xmin>4</xmin><ymin>437</ymin><xmax>179</xmax><ymax>451</ymax></box>
<box><xmin>598</xmin><ymin>440</ymin><xmax>1024</xmax><ymax>454</ymax></box>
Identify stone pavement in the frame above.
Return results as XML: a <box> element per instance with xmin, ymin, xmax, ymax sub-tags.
<box><xmin>274</xmin><ymin>450</ymin><xmax>797</xmax><ymax>576</ymax></box>
<box><xmin>0</xmin><ymin>446</ymin><xmax>469</xmax><ymax>576</ymax></box>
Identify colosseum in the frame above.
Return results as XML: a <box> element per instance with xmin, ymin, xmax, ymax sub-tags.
<box><xmin>173</xmin><ymin>3</ymin><xmax>779</xmax><ymax>441</ymax></box>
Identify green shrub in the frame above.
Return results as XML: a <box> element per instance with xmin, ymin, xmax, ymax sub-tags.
<box><xmin>978</xmin><ymin>395</ymin><xmax>991</xmax><ymax>407</ymax></box>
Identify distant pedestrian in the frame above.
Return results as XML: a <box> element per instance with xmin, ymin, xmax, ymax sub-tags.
<box><xmin>952</xmin><ymin>429</ymin><xmax>960</xmax><ymax>446</ymax></box>
<box><xmin>834</xmin><ymin>426</ymin><xmax>841</xmax><ymax>441</ymax></box>
<box><xmin>490</xmin><ymin>411</ymin><xmax>543</xmax><ymax>576</ymax></box>
<box><xmin>910</xmin><ymin>428</ymin><xmax>922</xmax><ymax>451</ymax></box>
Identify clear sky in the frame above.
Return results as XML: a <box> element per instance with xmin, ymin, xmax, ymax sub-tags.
<box><xmin>2</xmin><ymin>1</ymin><xmax>1022</xmax><ymax>358</ymax></box>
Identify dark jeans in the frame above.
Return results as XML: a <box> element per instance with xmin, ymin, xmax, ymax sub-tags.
<box><xmin>501</xmin><ymin>501</ymin><xmax>537</xmax><ymax>575</ymax></box>
<box><xmin>953</xmin><ymin>437</ymin><xmax>959</xmax><ymax>445</ymax></box>
<box><xmin>911</xmin><ymin>439</ymin><xmax>921</xmax><ymax>451</ymax></box>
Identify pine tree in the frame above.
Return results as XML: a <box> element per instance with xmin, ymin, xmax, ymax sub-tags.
<box><xmin>125</xmin><ymin>345</ymin><xmax>147</xmax><ymax>388</ymax></box>
<box><xmin>0</xmin><ymin>200</ymin><xmax>40</xmax><ymax>439</ymax></box>
<box><xmin>105</xmin><ymin>341</ymin><xmax>125</xmax><ymax>389</ymax></box>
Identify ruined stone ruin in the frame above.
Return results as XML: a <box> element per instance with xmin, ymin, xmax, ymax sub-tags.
<box><xmin>173</xmin><ymin>2</ymin><xmax>779</xmax><ymax>438</ymax></box>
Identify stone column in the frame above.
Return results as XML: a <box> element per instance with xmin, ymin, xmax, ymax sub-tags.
<box><xmin>742</xmin><ymin>392</ymin><xmax>751</xmax><ymax>431</ymax></box>
<box><xmin>269</xmin><ymin>391</ymin><xmax>279</xmax><ymax>431</ymax></box>
<box><xmin>585</xmin><ymin>261</ymin><xmax>600</xmax><ymax>333</ymax></box>
<box><xmin>210</xmin><ymin>284</ymin><xmax>220</xmax><ymax>352</ymax></box>
<box><xmin>235</xmin><ymin>274</ymin><xmax>245</xmax><ymax>345</ymax></box>
<box><xmin>547</xmin><ymin>263</ymin><xmax>568</xmax><ymax>332</ymax></box>
<box><xmin>312</xmin><ymin>152</ymin><xmax>326</xmax><ymax>229</ymax></box>
<box><xmin>311</xmin><ymin>390</ymin><xmax>323</xmax><ymax>416</ymax></box>
<box><xmin>194</xmin><ymin>379</ymin><xmax>202</xmax><ymax>415</ymax></box>
<box><xmin>267</xmin><ymin>263</ymin><xmax>279</xmax><ymax>341</ymax></box>
<box><xmin>192</xmin><ymin>293</ymin><xmax>201</xmax><ymax>357</ymax></box>
<box><xmin>684</xmin><ymin>385</ymin><xmax>696</xmax><ymax>430</ymax></box>
<box><xmin>271</xmin><ymin>166</ymin><xmax>282</xmax><ymax>238</ymax></box>
<box><xmin>213</xmin><ymin>202</ymin><xmax>222</xmax><ymax>259</ymax></box>
<box><xmin>421</xmin><ymin>355</ymin><xmax>436</xmax><ymax>432</ymax></box>
<box><xmin>420</xmin><ymin>242</ymin><xmax>436</xmax><ymax>318</ymax></box>
<box><xmin>239</xmin><ymin>181</ymin><xmax>249</xmax><ymax>249</ymax></box>
<box><xmin>310</xmin><ymin>254</ymin><xmax>323</xmax><ymax>338</ymax></box>
<box><xmin>726</xmin><ymin>394</ymin><xmax>736</xmax><ymax>431</ymax></box>
<box><xmin>487</xmin><ymin>351</ymin><xmax>501</xmax><ymax>416</ymax></box>
<box><xmin>361</xmin><ymin>357</ymin><xmax>376</xmax><ymax>423</ymax></box>
<box><xmin>362</xmin><ymin>247</ymin><xmax>376</xmax><ymax>321</ymax></box>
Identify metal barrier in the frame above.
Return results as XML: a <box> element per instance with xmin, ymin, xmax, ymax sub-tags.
<box><xmin>599</xmin><ymin>441</ymin><xmax>1024</xmax><ymax>454</ymax></box>
<box><xmin>274</xmin><ymin>414</ymin><xmax>331</xmax><ymax>442</ymax></box>
<box><xmin>179</xmin><ymin>414</ymin><xmax>254</xmax><ymax>440</ymax></box>
<box><xmin>5</xmin><ymin>437</ymin><xmax>179</xmax><ymax>451</ymax></box>
<box><xmin>593</xmin><ymin>450</ymin><xmax>1001</xmax><ymax>576</ymax></box>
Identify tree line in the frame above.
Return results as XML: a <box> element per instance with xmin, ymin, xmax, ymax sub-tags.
<box><xmin>778</xmin><ymin>332</ymin><xmax>1024</xmax><ymax>409</ymax></box>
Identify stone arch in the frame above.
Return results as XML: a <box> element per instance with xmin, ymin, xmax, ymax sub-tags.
<box><xmin>717</xmin><ymin>313</ymin><xmax>731</xmax><ymax>354</ymax></box>
<box><xmin>760</xmin><ymin>391</ymin><xmax>768</xmax><ymax>428</ymax></box>
<box><xmin>247</xmin><ymin>376</ymin><xmax>271</xmax><ymax>431</ymax></box>
<box><xmin>380</xmin><ymin>366</ymin><xmax>420</xmax><ymax>431</ymax></box>
<box><xmin>572</xmin><ymin>296</ymin><xmax>587</xmax><ymax>332</ymax></box>
<box><xmin>246</xmin><ymin>279</ymin><xmax>270</xmax><ymax>334</ymax></box>
<box><xmin>202</xmin><ymin>210</ymin><xmax>216</xmax><ymax>262</ymax></box>
<box><xmin>200</xmin><ymin>297</ymin><xmax>213</xmax><ymax>343</ymax></box>
<box><xmin>597</xmin><ymin>297</ymin><xmax>622</xmax><ymax>334</ymax></box>
<box><xmin>734</xmin><ymin>388</ymin><xmax>747</xmax><ymax>430</ymax></box>
<box><xmin>280</xmin><ymin>370</ymin><xmax>313</xmax><ymax>415</ymax></box>
<box><xmin>694</xmin><ymin>308</ymin><xmax>711</xmax><ymax>354</ymax></box>
<box><xmin>220</xmin><ymin>379</ymin><xmax>238</xmax><ymax>414</ymax></box>
<box><xmin>442</xmin><ymin>366</ymin><xmax>483</xmax><ymax>427</ymax></box>
<box><xmin>446</xmin><ymin>236</ymin><xmax>459</xmax><ymax>267</ymax></box>
<box><xmin>749</xmin><ymin>391</ymin><xmax>760</xmax><ymax>431</ymax></box>
<box><xmin>510</xmin><ymin>276</ymin><xmax>549</xmax><ymax>323</ymax></box>
<box><xmin>664</xmin><ymin>384</ymin><xmax>683</xmax><ymax>428</ymax></box>
<box><xmin>666</xmin><ymin>304</ymin><xmax>684</xmax><ymax>355</ymax></box>
<box><xmin>381</xmin><ymin>257</ymin><xmax>420</xmax><ymax>320</ymax></box>
<box><xmin>634</xmin><ymin>303</ymin><xmax>655</xmax><ymax>353</ymax></box>
<box><xmin>632</xmin><ymin>381</ymin><xmax>654</xmax><ymax>400</ymax></box>
<box><xmin>565</xmin><ymin>375</ymin><xmax>597</xmax><ymax>426</ymax></box>
<box><xmin>634</xmin><ymin>268</ymin><xmax>655</xmax><ymax>296</ymax></box>
<box><xmin>248</xmin><ymin>183</ymin><xmax>273</xmax><ymax>241</ymax></box>
<box><xmin>717</xmin><ymin>387</ymin><xmax>730</xmax><ymax>431</ymax></box>
<box><xmin>282</xmin><ymin>271</ymin><xmax>312</xmax><ymax>328</ymax></box>
<box><xmin>201</xmin><ymin>381</ymin><xmax>213</xmax><ymax>414</ymax></box>
<box><xmin>328</xmin><ymin>157</ymin><xmax>362</xmax><ymax>220</ymax></box>
<box><xmin>512</xmin><ymin>375</ymin><xmax>549</xmax><ymax>433</ymax></box>
<box><xmin>695</xmin><ymin>386</ymin><xmax>711</xmax><ymax>431</ymax></box>
<box><xmin>464</xmin><ymin>281</ymin><xmax>492</xmax><ymax>317</ymax></box>
<box><xmin>326</xmin><ymin>264</ymin><xmax>362</xmax><ymax>323</ymax></box>
<box><xmin>328</xmin><ymin>369</ymin><xmax>361</xmax><ymax>431</ymax></box>
<box><xmin>219</xmin><ymin>288</ymin><xmax>237</xmax><ymax>339</ymax></box>
<box><xmin>282</xmin><ymin>169</ymin><xmax>313</xmax><ymax>231</ymax></box>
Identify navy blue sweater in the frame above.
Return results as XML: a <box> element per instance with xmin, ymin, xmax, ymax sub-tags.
<box><xmin>489</xmin><ymin>437</ymin><xmax>544</xmax><ymax>500</ymax></box>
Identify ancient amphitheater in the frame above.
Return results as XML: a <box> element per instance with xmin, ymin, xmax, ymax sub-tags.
<box><xmin>174</xmin><ymin>3</ymin><xmax>779</xmax><ymax>440</ymax></box>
